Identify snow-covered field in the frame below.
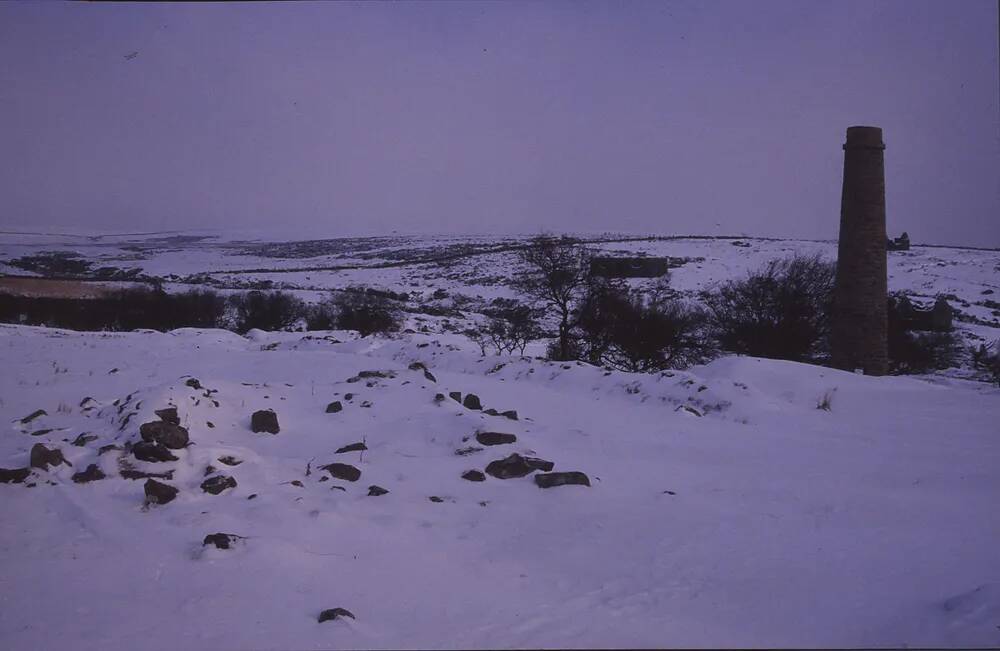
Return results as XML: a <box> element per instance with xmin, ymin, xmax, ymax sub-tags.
<box><xmin>1</xmin><ymin>231</ymin><xmax>999</xmax><ymax>649</ymax></box>
<box><xmin>1</xmin><ymin>323</ymin><xmax>999</xmax><ymax>649</ymax></box>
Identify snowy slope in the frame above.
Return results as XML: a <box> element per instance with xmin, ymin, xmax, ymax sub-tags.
<box><xmin>1</xmin><ymin>324</ymin><xmax>998</xmax><ymax>649</ymax></box>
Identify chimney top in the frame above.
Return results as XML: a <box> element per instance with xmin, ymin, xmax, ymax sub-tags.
<box><xmin>844</xmin><ymin>126</ymin><xmax>885</xmax><ymax>150</ymax></box>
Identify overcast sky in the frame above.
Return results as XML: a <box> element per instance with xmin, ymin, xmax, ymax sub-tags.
<box><xmin>1</xmin><ymin>1</ymin><xmax>997</xmax><ymax>246</ymax></box>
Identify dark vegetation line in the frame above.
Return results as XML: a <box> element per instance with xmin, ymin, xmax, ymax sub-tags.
<box><xmin>205</xmin><ymin>234</ymin><xmax>808</xmax><ymax>275</ymax></box>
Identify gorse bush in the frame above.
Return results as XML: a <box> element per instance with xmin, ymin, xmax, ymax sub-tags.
<box><xmin>330</xmin><ymin>291</ymin><xmax>402</xmax><ymax>337</ymax></box>
<box><xmin>229</xmin><ymin>291</ymin><xmax>305</xmax><ymax>334</ymax></box>
<box><xmin>702</xmin><ymin>254</ymin><xmax>835</xmax><ymax>363</ymax></box>
<box><xmin>576</xmin><ymin>281</ymin><xmax>713</xmax><ymax>372</ymax></box>
<box><xmin>0</xmin><ymin>287</ymin><xmax>227</xmax><ymax>332</ymax></box>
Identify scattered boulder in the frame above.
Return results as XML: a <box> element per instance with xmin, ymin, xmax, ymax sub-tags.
<box><xmin>185</xmin><ymin>378</ymin><xmax>202</xmax><ymax>390</ymax></box>
<box><xmin>72</xmin><ymin>464</ymin><xmax>106</xmax><ymax>484</ymax></box>
<box><xmin>501</xmin><ymin>410</ymin><xmax>519</xmax><ymax>421</ymax></box>
<box><xmin>251</xmin><ymin>409</ymin><xmax>280</xmax><ymax>434</ymax></box>
<box><xmin>201</xmin><ymin>475</ymin><xmax>237</xmax><ymax>495</ymax></box>
<box><xmin>0</xmin><ymin>467</ymin><xmax>31</xmax><ymax>484</ymax></box>
<box><xmin>534</xmin><ymin>471</ymin><xmax>590</xmax><ymax>488</ymax></box>
<box><xmin>139</xmin><ymin>421</ymin><xmax>190</xmax><ymax>449</ymax></box>
<box><xmin>367</xmin><ymin>485</ymin><xmax>389</xmax><ymax>496</ymax></box>
<box><xmin>29</xmin><ymin>444</ymin><xmax>69</xmax><ymax>471</ymax></box>
<box><xmin>20</xmin><ymin>409</ymin><xmax>46</xmax><ymax>425</ymax></box>
<box><xmin>423</xmin><ymin>370</ymin><xmax>437</xmax><ymax>383</ymax></box>
<box><xmin>29</xmin><ymin>428</ymin><xmax>54</xmax><ymax>437</ymax></box>
<box><xmin>144</xmin><ymin>479</ymin><xmax>178</xmax><ymax>505</ymax></box>
<box><xmin>344</xmin><ymin>393</ymin><xmax>354</xmax><ymax>401</ymax></box>
<box><xmin>98</xmin><ymin>444</ymin><xmax>120</xmax><ymax>455</ymax></box>
<box><xmin>433</xmin><ymin>393</ymin><xmax>446</xmax><ymax>403</ymax></box>
<box><xmin>335</xmin><ymin>442</ymin><xmax>367</xmax><ymax>454</ymax></box>
<box><xmin>320</xmin><ymin>463</ymin><xmax>361</xmax><ymax>482</ymax></box>
<box><xmin>217</xmin><ymin>456</ymin><xmax>242</xmax><ymax>466</ymax></box>
<box><xmin>203</xmin><ymin>533</ymin><xmax>243</xmax><ymax>550</ymax></box>
<box><xmin>448</xmin><ymin>391</ymin><xmax>462</xmax><ymax>403</ymax></box>
<box><xmin>454</xmin><ymin>446</ymin><xmax>484</xmax><ymax>456</ymax></box>
<box><xmin>429</xmin><ymin>496</ymin><xmax>444</xmax><ymax>503</ymax></box>
<box><xmin>483</xmin><ymin>408</ymin><xmax>499</xmax><ymax>416</ymax></box>
<box><xmin>154</xmin><ymin>407</ymin><xmax>180</xmax><ymax>425</ymax></box>
<box><xmin>72</xmin><ymin>433</ymin><xmax>98</xmax><ymax>447</ymax></box>
<box><xmin>485</xmin><ymin>453</ymin><xmax>554</xmax><ymax>479</ymax></box>
<box><xmin>462</xmin><ymin>394</ymin><xmax>482</xmax><ymax>410</ymax></box>
<box><xmin>318</xmin><ymin>608</ymin><xmax>355</xmax><ymax>623</ymax></box>
<box><xmin>462</xmin><ymin>470</ymin><xmax>486</xmax><ymax>482</ymax></box>
<box><xmin>132</xmin><ymin>441</ymin><xmax>178</xmax><ymax>463</ymax></box>
<box><xmin>475</xmin><ymin>432</ymin><xmax>517</xmax><ymax>446</ymax></box>
<box><xmin>325</xmin><ymin>401</ymin><xmax>343</xmax><ymax>414</ymax></box>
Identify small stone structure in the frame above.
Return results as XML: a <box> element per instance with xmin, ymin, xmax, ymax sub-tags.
<box><xmin>887</xmin><ymin>232</ymin><xmax>910</xmax><ymax>251</ymax></box>
<box><xmin>893</xmin><ymin>295</ymin><xmax>952</xmax><ymax>332</ymax></box>
<box><xmin>831</xmin><ymin>126</ymin><xmax>889</xmax><ymax>375</ymax></box>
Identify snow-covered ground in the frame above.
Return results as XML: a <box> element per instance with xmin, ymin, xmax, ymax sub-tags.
<box><xmin>1</xmin><ymin>323</ymin><xmax>998</xmax><ymax>649</ymax></box>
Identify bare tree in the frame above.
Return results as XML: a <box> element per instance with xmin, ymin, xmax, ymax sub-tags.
<box><xmin>515</xmin><ymin>235</ymin><xmax>592</xmax><ymax>360</ymax></box>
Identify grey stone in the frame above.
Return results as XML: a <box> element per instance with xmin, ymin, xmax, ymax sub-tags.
<box><xmin>139</xmin><ymin>421</ymin><xmax>190</xmax><ymax>449</ymax></box>
<box><xmin>154</xmin><ymin>407</ymin><xmax>180</xmax><ymax>425</ymax></box>
<box><xmin>335</xmin><ymin>442</ymin><xmax>367</xmax><ymax>454</ymax></box>
<box><xmin>485</xmin><ymin>453</ymin><xmax>554</xmax><ymax>479</ymax></box>
<box><xmin>251</xmin><ymin>410</ymin><xmax>280</xmax><ymax>434</ymax></box>
<box><xmin>320</xmin><ymin>463</ymin><xmax>361</xmax><ymax>482</ymax></box>
<box><xmin>201</xmin><ymin>475</ymin><xmax>237</xmax><ymax>495</ymax></box>
<box><xmin>29</xmin><ymin>444</ymin><xmax>69</xmax><ymax>471</ymax></box>
<box><xmin>133</xmin><ymin>441</ymin><xmax>178</xmax><ymax>463</ymax></box>
<box><xmin>203</xmin><ymin>533</ymin><xmax>242</xmax><ymax>550</ymax></box>
<box><xmin>0</xmin><ymin>467</ymin><xmax>31</xmax><ymax>484</ymax></box>
<box><xmin>318</xmin><ymin>608</ymin><xmax>355</xmax><ymax>623</ymax></box>
<box><xmin>367</xmin><ymin>485</ymin><xmax>389</xmax><ymax>496</ymax></box>
<box><xmin>462</xmin><ymin>394</ymin><xmax>482</xmax><ymax>410</ymax></box>
<box><xmin>72</xmin><ymin>464</ymin><xmax>106</xmax><ymax>484</ymax></box>
<box><xmin>144</xmin><ymin>479</ymin><xmax>178</xmax><ymax>505</ymax></box>
<box><xmin>325</xmin><ymin>401</ymin><xmax>343</xmax><ymax>414</ymax></box>
<box><xmin>461</xmin><ymin>470</ymin><xmax>485</xmax><ymax>482</ymax></box>
<box><xmin>475</xmin><ymin>432</ymin><xmax>516</xmax><ymax>446</ymax></box>
<box><xmin>534</xmin><ymin>471</ymin><xmax>590</xmax><ymax>488</ymax></box>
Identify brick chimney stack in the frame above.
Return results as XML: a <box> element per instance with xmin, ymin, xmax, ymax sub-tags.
<box><xmin>831</xmin><ymin>126</ymin><xmax>888</xmax><ymax>376</ymax></box>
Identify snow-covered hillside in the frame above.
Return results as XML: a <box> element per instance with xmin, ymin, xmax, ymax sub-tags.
<box><xmin>1</xmin><ymin>324</ymin><xmax>998</xmax><ymax>649</ymax></box>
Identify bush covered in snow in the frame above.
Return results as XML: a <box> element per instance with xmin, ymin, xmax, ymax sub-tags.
<box><xmin>701</xmin><ymin>254</ymin><xmax>835</xmax><ymax>363</ymax></box>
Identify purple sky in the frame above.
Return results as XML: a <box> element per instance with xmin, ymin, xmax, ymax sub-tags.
<box><xmin>1</xmin><ymin>1</ymin><xmax>997</xmax><ymax>246</ymax></box>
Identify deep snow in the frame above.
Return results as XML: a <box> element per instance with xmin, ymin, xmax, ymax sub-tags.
<box><xmin>1</xmin><ymin>323</ymin><xmax>998</xmax><ymax>649</ymax></box>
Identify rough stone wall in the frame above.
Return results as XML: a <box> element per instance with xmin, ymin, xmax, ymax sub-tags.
<box><xmin>831</xmin><ymin>126</ymin><xmax>888</xmax><ymax>375</ymax></box>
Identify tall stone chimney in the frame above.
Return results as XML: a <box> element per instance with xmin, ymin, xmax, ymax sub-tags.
<box><xmin>831</xmin><ymin>125</ymin><xmax>888</xmax><ymax>375</ymax></box>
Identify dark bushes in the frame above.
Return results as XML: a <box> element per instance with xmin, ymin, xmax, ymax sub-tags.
<box><xmin>328</xmin><ymin>291</ymin><xmax>402</xmax><ymax>337</ymax></box>
<box><xmin>702</xmin><ymin>254</ymin><xmax>835</xmax><ymax>363</ymax></box>
<box><xmin>0</xmin><ymin>287</ymin><xmax>226</xmax><ymax>332</ymax></box>
<box><xmin>229</xmin><ymin>290</ymin><xmax>305</xmax><ymax>333</ymax></box>
<box><xmin>463</xmin><ymin>300</ymin><xmax>543</xmax><ymax>355</ymax></box>
<box><xmin>576</xmin><ymin>281</ymin><xmax>712</xmax><ymax>371</ymax></box>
